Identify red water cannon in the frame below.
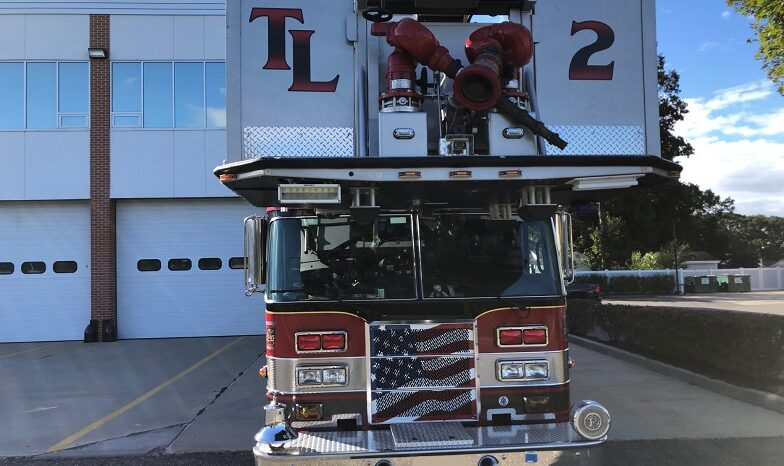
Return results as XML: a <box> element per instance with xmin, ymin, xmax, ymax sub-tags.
<box><xmin>454</xmin><ymin>22</ymin><xmax>534</xmax><ymax>111</ymax></box>
<box><xmin>372</xmin><ymin>17</ymin><xmax>463</xmax><ymax>88</ymax></box>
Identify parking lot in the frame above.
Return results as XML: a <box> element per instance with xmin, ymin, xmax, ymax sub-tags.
<box><xmin>1</xmin><ymin>333</ymin><xmax>783</xmax><ymax>465</ymax></box>
<box><xmin>605</xmin><ymin>291</ymin><xmax>784</xmax><ymax>315</ymax></box>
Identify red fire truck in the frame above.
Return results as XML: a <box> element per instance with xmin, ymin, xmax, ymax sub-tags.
<box><xmin>214</xmin><ymin>1</ymin><xmax>679</xmax><ymax>464</ymax></box>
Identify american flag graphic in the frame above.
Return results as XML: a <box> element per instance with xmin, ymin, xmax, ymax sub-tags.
<box><xmin>370</xmin><ymin>323</ymin><xmax>477</xmax><ymax>423</ymax></box>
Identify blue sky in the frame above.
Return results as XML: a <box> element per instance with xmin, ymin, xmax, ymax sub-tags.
<box><xmin>657</xmin><ymin>0</ymin><xmax>784</xmax><ymax>216</ymax></box>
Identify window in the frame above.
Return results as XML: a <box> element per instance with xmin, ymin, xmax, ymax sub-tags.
<box><xmin>228</xmin><ymin>257</ymin><xmax>245</xmax><ymax>269</ymax></box>
<box><xmin>111</xmin><ymin>61</ymin><xmax>226</xmax><ymax>129</ymax></box>
<box><xmin>58</xmin><ymin>63</ymin><xmax>89</xmax><ymax>127</ymax></box>
<box><xmin>0</xmin><ymin>63</ymin><xmax>24</xmax><ymax>128</ymax></box>
<box><xmin>198</xmin><ymin>258</ymin><xmax>222</xmax><ymax>270</ymax></box>
<box><xmin>143</xmin><ymin>62</ymin><xmax>173</xmax><ymax>128</ymax></box>
<box><xmin>0</xmin><ymin>262</ymin><xmax>13</xmax><ymax>275</ymax></box>
<box><xmin>168</xmin><ymin>258</ymin><xmax>192</xmax><ymax>271</ymax></box>
<box><xmin>206</xmin><ymin>62</ymin><xmax>226</xmax><ymax>128</ymax></box>
<box><xmin>21</xmin><ymin>261</ymin><xmax>46</xmax><ymax>274</ymax></box>
<box><xmin>137</xmin><ymin>259</ymin><xmax>161</xmax><ymax>272</ymax></box>
<box><xmin>175</xmin><ymin>62</ymin><xmax>204</xmax><ymax>128</ymax></box>
<box><xmin>0</xmin><ymin>62</ymin><xmax>89</xmax><ymax>130</ymax></box>
<box><xmin>53</xmin><ymin>261</ymin><xmax>78</xmax><ymax>273</ymax></box>
<box><xmin>112</xmin><ymin>62</ymin><xmax>141</xmax><ymax>127</ymax></box>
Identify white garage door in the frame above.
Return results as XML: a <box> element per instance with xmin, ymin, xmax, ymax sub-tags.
<box><xmin>0</xmin><ymin>201</ymin><xmax>90</xmax><ymax>343</ymax></box>
<box><xmin>117</xmin><ymin>199</ymin><xmax>265</xmax><ymax>339</ymax></box>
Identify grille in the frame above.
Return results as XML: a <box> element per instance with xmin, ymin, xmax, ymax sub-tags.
<box><xmin>369</xmin><ymin>323</ymin><xmax>477</xmax><ymax>424</ymax></box>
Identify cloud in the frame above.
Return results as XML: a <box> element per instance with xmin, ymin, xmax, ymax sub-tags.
<box><xmin>696</xmin><ymin>39</ymin><xmax>739</xmax><ymax>53</ymax></box>
<box><xmin>207</xmin><ymin>107</ymin><xmax>226</xmax><ymax>127</ymax></box>
<box><xmin>675</xmin><ymin>81</ymin><xmax>784</xmax><ymax>216</ymax></box>
<box><xmin>721</xmin><ymin>10</ymin><xmax>731</xmax><ymax>20</ymax></box>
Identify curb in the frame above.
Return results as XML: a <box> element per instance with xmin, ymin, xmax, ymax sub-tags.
<box><xmin>569</xmin><ymin>334</ymin><xmax>784</xmax><ymax>415</ymax></box>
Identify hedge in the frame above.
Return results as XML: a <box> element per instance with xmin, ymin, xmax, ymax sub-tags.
<box><xmin>573</xmin><ymin>273</ymin><xmax>676</xmax><ymax>295</ymax></box>
<box><xmin>567</xmin><ymin>300</ymin><xmax>784</xmax><ymax>396</ymax></box>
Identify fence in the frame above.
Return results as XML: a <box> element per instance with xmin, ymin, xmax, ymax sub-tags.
<box><xmin>574</xmin><ymin>267</ymin><xmax>784</xmax><ymax>292</ymax></box>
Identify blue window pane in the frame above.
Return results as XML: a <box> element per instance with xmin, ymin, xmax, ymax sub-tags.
<box><xmin>144</xmin><ymin>63</ymin><xmax>173</xmax><ymax>128</ymax></box>
<box><xmin>60</xmin><ymin>115</ymin><xmax>88</xmax><ymax>128</ymax></box>
<box><xmin>27</xmin><ymin>63</ymin><xmax>57</xmax><ymax>129</ymax></box>
<box><xmin>175</xmin><ymin>63</ymin><xmax>205</xmax><ymax>128</ymax></box>
<box><xmin>59</xmin><ymin>62</ymin><xmax>89</xmax><ymax>114</ymax></box>
<box><xmin>112</xmin><ymin>63</ymin><xmax>141</xmax><ymax>112</ymax></box>
<box><xmin>113</xmin><ymin>115</ymin><xmax>141</xmax><ymax>127</ymax></box>
<box><xmin>0</xmin><ymin>63</ymin><xmax>24</xmax><ymax>129</ymax></box>
<box><xmin>206</xmin><ymin>62</ymin><xmax>226</xmax><ymax>128</ymax></box>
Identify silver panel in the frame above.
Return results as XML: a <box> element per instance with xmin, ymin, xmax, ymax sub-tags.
<box><xmin>379</xmin><ymin>112</ymin><xmax>428</xmax><ymax>157</ymax></box>
<box><xmin>477</xmin><ymin>350</ymin><xmax>569</xmax><ymax>388</ymax></box>
<box><xmin>254</xmin><ymin>422</ymin><xmax>603</xmax><ymax>459</ymax></box>
<box><xmin>242</xmin><ymin>126</ymin><xmax>354</xmax><ymax>159</ymax></box>
<box><xmin>267</xmin><ymin>356</ymin><xmax>367</xmax><ymax>394</ymax></box>
<box><xmin>547</xmin><ymin>126</ymin><xmax>646</xmax><ymax>155</ymax></box>
<box><xmin>488</xmin><ymin>113</ymin><xmax>538</xmax><ymax>156</ymax></box>
<box><xmin>390</xmin><ymin>422</ymin><xmax>474</xmax><ymax>448</ymax></box>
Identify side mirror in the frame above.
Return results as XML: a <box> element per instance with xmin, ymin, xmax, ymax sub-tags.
<box><xmin>244</xmin><ymin>215</ymin><xmax>268</xmax><ymax>294</ymax></box>
<box><xmin>554</xmin><ymin>211</ymin><xmax>575</xmax><ymax>284</ymax></box>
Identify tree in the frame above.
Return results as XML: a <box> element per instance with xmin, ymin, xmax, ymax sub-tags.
<box><xmin>728</xmin><ymin>0</ymin><xmax>784</xmax><ymax>95</ymax></box>
<box><xmin>658</xmin><ymin>55</ymin><xmax>694</xmax><ymax>160</ymax></box>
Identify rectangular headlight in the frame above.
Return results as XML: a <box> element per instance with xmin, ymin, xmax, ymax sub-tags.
<box><xmin>322</xmin><ymin>367</ymin><xmax>347</xmax><ymax>385</ymax></box>
<box><xmin>524</xmin><ymin>362</ymin><xmax>549</xmax><ymax>380</ymax></box>
<box><xmin>297</xmin><ymin>368</ymin><xmax>323</xmax><ymax>385</ymax></box>
<box><xmin>497</xmin><ymin>361</ymin><xmax>550</xmax><ymax>381</ymax></box>
<box><xmin>499</xmin><ymin>362</ymin><xmax>526</xmax><ymax>380</ymax></box>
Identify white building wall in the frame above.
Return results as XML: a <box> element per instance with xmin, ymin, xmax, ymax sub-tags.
<box><xmin>109</xmin><ymin>14</ymin><xmax>232</xmax><ymax>199</ymax></box>
<box><xmin>0</xmin><ymin>14</ymin><xmax>90</xmax><ymax>201</ymax></box>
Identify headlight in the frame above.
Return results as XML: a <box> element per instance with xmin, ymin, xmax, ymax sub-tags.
<box><xmin>296</xmin><ymin>366</ymin><xmax>348</xmax><ymax>386</ymax></box>
<box><xmin>524</xmin><ymin>362</ymin><xmax>549</xmax><ymax>380</ymax></box>
<box><xmin>297</xmin><ymin>368</ymin><xmax>323</xmax><ymax>385</ymax></box>
<box><xmin>322</xmin><ymin>367</ymin><xmax>347</xmax><ymax>385</ymax></box>
<box><xmin>497</xmin><ymin>361</ymin><xmax>549</xmax><ymax>381</ymax></box>
<box><xmin>499</xmin><ymin>362</ymin><xmax>526</xmax><ymax>380</ymax></box>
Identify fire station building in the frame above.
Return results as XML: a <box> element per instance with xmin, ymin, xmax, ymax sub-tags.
<box><xmin>0</xmin><ymin>1</ymin><xmax>265</xmax><ymax>342</ymax></box>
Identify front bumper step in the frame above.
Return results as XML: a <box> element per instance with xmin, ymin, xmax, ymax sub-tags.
<box><xmin>254</xmin><ymin>421</ymin><xmax>604</xmax><ymax>463</ymax></box>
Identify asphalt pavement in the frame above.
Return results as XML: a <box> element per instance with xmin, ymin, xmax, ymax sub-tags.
<box><xmin>604</xmin><ymin>291</ymin><xmax>784</xmax><ymax>315</ymax></box>
<box><xmin>1</xmin><ymin>334</ymin><xmax>783</xmax><ymax>465</ymax></box>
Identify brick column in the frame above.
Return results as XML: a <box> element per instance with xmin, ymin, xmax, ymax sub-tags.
<box><xmin>89</xmin><ymin>15</ymin><xmax>116</xmax><ymax>341</ymax></box>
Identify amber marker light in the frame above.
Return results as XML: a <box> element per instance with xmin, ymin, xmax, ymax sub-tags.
<box><xmin>499</xmin><ymin>169</ymin><xmax>522</xmax><ymax>178</ymax></box>
<box><xmin>219</xmin><ymin>173</ymin><xmax>237</xmax><ymax>182</ymax></box>
<box><xmin>399</xmin><ymin>171</ymin><xmax>422</xmax><ymax>179</ymax></box>
<box><xmin>449</xmin><ymin>170</ymin><xmax>472</xmax><ymax>178</ymax></box>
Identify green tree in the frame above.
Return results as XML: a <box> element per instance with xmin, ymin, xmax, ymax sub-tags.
<box><xmin>658</xmin><ymin>55</ymin><xmax>694</xmax><ymax>160</ymax></box>
<box><xmin>728</xmin><ymin>0</ymin><xmax>784</xmax><ymax>94</ymax></box>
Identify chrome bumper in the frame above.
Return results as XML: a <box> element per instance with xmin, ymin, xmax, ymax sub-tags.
<box><xmin>253</xmin><ymin>421</ymin><xmax>606</xmax><ymax>465</ymax></box>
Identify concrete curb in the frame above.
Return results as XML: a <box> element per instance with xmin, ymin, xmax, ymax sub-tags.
<box><xmin>569</xmin><ymin>334</ymin><xmax>784</xmax><ymax>415</ymax></box>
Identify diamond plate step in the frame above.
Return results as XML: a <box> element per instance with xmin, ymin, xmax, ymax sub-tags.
<box><xmin>390</xmin><ymin>422</ymin><xmax>474</xmax><ymax>448</ymax></box>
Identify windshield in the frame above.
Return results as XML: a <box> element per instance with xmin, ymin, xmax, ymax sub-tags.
<box><xmin>267</xmin><ymin>216</ymin><xmax>416</xmax><ymax>301</ymax></box>
<box><xmin>419</xmin><ymin>214</ymin><xmax>561</xmax><ymax>298</ymax></box>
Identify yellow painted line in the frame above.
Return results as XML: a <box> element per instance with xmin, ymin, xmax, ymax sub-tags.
<box><xmin>0</xmin><ymin>343</ymin><xmax>58</xmax><ymax>359</ymax></box>
<box><xmin>46</xmin><ymin>336</ymin><xmax>245</xmax><ymax>453</ymax></box>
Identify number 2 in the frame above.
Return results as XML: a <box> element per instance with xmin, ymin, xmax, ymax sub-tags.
<box><xmin>569</xmin><ymin>20</ymin><xmax>615</xmax><ymax>80</ymax></box>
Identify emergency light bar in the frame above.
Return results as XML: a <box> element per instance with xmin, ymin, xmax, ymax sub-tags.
<box><xmin>278</xmin><ymin>184</ymin><xmax>341</xmax><ymax>204</ymax></box>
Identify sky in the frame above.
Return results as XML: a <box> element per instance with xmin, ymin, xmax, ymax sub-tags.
<box><xmin>657</xmin><ymin>0</ymin><xmax>784</xmax><ymax>216</ymax></box>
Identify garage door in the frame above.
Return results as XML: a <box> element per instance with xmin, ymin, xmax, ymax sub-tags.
<box><xmin>117</xmin><ymin>199</ymin><xmax>265</xmax><ymax>339</ymax></box>
<box><xmin>0</xmin><ymin>201</ymin><xmax>90</xmax><ymax>343</ymax></box>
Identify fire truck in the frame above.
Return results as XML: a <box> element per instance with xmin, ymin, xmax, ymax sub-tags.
<box><xmin>214</xmin><ymin>1</ymin><xmax>680</xmax><ymax>464</ymax></box>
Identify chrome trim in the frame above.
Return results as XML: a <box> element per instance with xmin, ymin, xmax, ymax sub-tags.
<box><xmin>268</xmin><ymin>356</ymin><xmax>366</xmax><ymax>394</ymax></box>
<box><xmin>294</xmin><ymin>331</ymin><xmax>348</xmax><ymax>354</ymax></box>
<box><xmin>477</xmin><ymin>350</ymin><xmax>568</xmax><ymax>388</ymax></box>
<box><xmin>253</xmin><ymin>422</ymin><xmax>605</xmax><ymax>461</ymax></box>
<box><xmin>495</xmin><ymin>325</ymin><xmax>549</xmax><ymax>348</ymax></box>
